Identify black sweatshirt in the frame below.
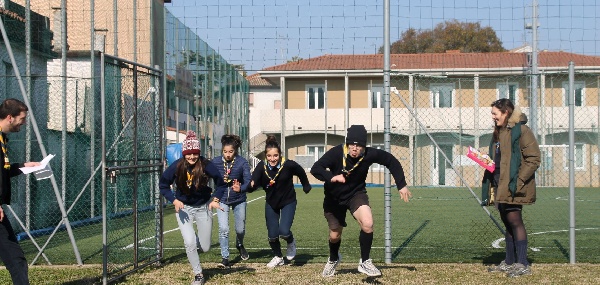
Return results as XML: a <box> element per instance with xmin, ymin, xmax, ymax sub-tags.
<box><xmin>310</xmin><ymin>144</ymin><xmax>407</xmax><ymax>203</ymax></box>
<box><xmin>250</xmin><ymin>159</ymin><xmax>311</xmax><ymax>210</ymax></box>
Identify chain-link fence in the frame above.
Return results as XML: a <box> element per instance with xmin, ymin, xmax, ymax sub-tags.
<box><xmin>389</xmin><ymin>68</ymin><xmax>600</xmax><ymax>263</ymax></box>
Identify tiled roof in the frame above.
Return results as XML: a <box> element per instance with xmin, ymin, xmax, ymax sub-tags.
<box><xmin>246</xmin><ymin>73</ymin><xmax>277</xmax><ymax>87</ymax></box>
<box><xmin>260</xmin><ymin>51</ymin><xmax>600</xmax><ymax>72</ymax></box>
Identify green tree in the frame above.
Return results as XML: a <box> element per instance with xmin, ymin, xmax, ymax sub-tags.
<box><xmin>383</xmin><ymin>20</ymin><xmax>506</xmax><ymax>54</ymax></box>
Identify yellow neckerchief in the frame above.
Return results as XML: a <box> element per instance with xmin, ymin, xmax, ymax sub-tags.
<box><xmin>186</xmin><ymin>170</ymin><xmax>193</xmax><ymax>188</ymax></box>
<box><xmin>222</xmin><ymin>156</ymin><xmax>235</xmax><ymax>183</ymax></box>
<box><xmin>264</xmin><ymin>157</ymin><xmax>285</xmax><ymax>188</ymax></box>
<box><xmin>0</xmin><ymin>127</ymin><xmax>9</xmax><ymax>170</ymax></box>
<box><xmin>342</xmin><ymin>144</ymin><xmax>364</xmax><ymax>177</ymax></box>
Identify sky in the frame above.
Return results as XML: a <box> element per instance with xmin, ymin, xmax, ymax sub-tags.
<box><xmin>165</xmin><ymin>0</ymin><xmax>600</xmax><ymax>73</ymax></box>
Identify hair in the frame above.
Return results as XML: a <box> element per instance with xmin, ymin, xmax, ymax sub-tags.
<box><xmin>0</xmin><ymin>98</ymin><xmax>28</xmax><ymax>119</ymax></box>
<box><xmin>221</xmin><ymin>134</ymin><xmax>242</xmax><ymax>155</ymax></box>
<box><xmin>175</xmin><ymin>157</ymin><xmax>208</xmax><ymax>195</ymax></box>
<box><xmin>264</xmin><ymin>135</ymin><xmax>281</xmax><ymax>155</ymax></box>
<box><xmin>491</xmin><ymin>98</ymin><xmax>515</xmax><ymax>142</ymax></box>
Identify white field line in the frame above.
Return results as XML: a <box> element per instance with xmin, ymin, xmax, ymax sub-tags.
<box><xmin>121</xmin><ymin>195</ymin><xmax>265</xmax><ymax>250</ymax></box>
<box><xmin>491</xmin><ymin>227</ymin><xmax>599</xmax><ymax>249</ymax></box>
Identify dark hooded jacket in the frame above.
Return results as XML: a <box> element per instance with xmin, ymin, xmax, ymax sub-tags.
<box><xmin>482</xmin><ymin>107</ymin><xmax>541</xmax><ymax>205</ymax></box>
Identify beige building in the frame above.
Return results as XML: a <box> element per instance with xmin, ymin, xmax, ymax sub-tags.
<box><xmin>249</xmin><ymin>51</ymin><xmax>600</xmax><ymax>187</ymax></box>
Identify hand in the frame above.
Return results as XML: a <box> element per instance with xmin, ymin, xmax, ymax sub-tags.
<box><xmin>0</xmin><ymin>206</ymin><xmax>3</xmax><ymax>222</ymax></box>
<box><xmin>398</xmin><ymin>186</ymin><xmax>412</xmax><ymax>202</ymax></box>
<box><xmin>303</xmin><ymin>185</ymin><xmax>312</xmax><ymax>194</ymax></box>
<box><xmin>24</xmin><ymin>162</ymin><xmax>41</xmax><ymax>167</ymax></box>
<box><xmin>232</xmin><ymin>179</ymin><xmax>241</xmax><ymax>192</ymax></box>
<box><xmin>173</xmin><ymin>199</ymin><xmax>184</xmax><ymax>213</ymax></box>
<box><xmin>331</xmin><ymin>174</ymin><xmax>346</xmax><ymax>183</ymax></box>
<box><xmin>209</xmin><ymin>201</ymin><xmax>224</xmax><ymax>211</ymax></box>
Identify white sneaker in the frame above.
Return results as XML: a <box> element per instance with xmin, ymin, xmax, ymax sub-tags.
<box><xmin>286</xmin><ymin>240</ymin><xmax>297</xmax><ymax>260</ymax></box>
<box><xmin>321</xmin><ymin>253</ymin><xmax>342</xmax><ymax>277</ymax></box>
<box><xmin>266</xmin><ymin>256</ymin><xmax>284</xmax><ymax>268</ymax></box>
<box><xmin>358</xmin><ymin>259</ymin><xmax>382</xmax><ymax>276</ymax></box>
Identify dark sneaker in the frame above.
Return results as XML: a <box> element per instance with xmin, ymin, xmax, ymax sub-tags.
<box><xmin>487</xmin><ymin>260</ymin><xmax>514</xmax><ymax>272</ymax></box>
<box><xmin>191</xmin><ymin>274</ymin><xmax>205</xmax><ymax>285</ymax></box>
<box><xmin>358</xmin><ymin>259</ymin><xmax>382</xmax><ymax>277</ymax></box>
<box><xmin>322</xmin><ymin>253</ymin><xmax>342</xmax><ymax>277</ymax></box>
<box><xmin>217</xmin><ymin>258</ymin><xmax>230</xmax><ymax>268</ymax></box>
<box><xmin>507</xmin><ymin>263</ymin><xmax>532</xmax><ymax>277</ymax></box>
<box><xmin>237</xmin><ymin>244</ymin><xmax>249</xmax><ymax>260</ymax></box>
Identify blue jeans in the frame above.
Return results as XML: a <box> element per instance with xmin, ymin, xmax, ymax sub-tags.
<box><xmin>265</xmin><ymin>200</ymin><xmax>296</xmax><ymax>240</ymax></box>
<box><xmin>216</xmin><ymin>201</ymin><xmax>247</xmax><ymax>259</ymax></box>
<box><xmin>176</xmin><ymin>202</ymin><xmax>213</xmax><ymax>275</ymax></box>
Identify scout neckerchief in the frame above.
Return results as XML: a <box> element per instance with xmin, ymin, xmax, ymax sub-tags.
<box><xmin>223</xmin><ymin>156</ymin><xmax>235</xmax><ymax>183</ymax></box>
<box><xmin>0</xmin><ymin>128</ymin><xmax>9</xmax><ymax>170</ymax></box>
<box><xmin>186</xmin><ymin>170</ymin><xmax>193</xmax><ymax>188</ymax></box>
<box><xmin>264</xmin><ymin>157</ymin><xmax>285</xmax><ymax>188</ymax></box>
<box><xmin>342</xmin><ymin>144</ymin><xmax>364</xmax><ymax>177</ymax></box>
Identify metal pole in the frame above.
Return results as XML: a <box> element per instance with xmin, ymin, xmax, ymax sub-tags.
<box><xmin>0</xmin><ymin>7</ymin><xmax>83</xmax><ymax>266</ymax></box>
<box><xmin>61</xmin><ymin>0</ymin><xmax>67</xmax><ymax>206</ymax></box>
<box><xmin>133</xmin><ymin>0</ymin><xmax>137</xmax><ymax>63</ymax></box>
<box><xmin>567</xmin><ymin>61</ymin><xmax>576</xmax><ymax>264</ymax></box>
<box><xmin>345</xmin><ymin>74</ymin><xmax>349</xmax><ymax>130</ymax></box>
<box><xmin>101</xmin><ymin>49</ymin><xmax>108</xmax><ymax>285</ymax></box>
<box><xmin>25</xmin><ymin>0</ymin><xmax>32</xmax><ymax>231</ymax></box>
<box><xmin>113</xmin><ymin>0</ymin><xmax>118</xmax><ymax>56</ymax></box>
<box><xmin>280</xmin><ymin>76</ymin><xmax>286</xmax><ymax>155</ymax></box>
<box><xmin>530</xmin><ymin>0</ymin><xmax>539</xmax><ymax>136</ymax></box>
<box><xmin>383</xmin><ymin>0</ymin><xmax>392</xmax><ymax>264</ymax></box>
<box><xmin>325</xmin><ymin>79</ymin><xmax>328</xmax><ymax>148</ymax></box>
<box><xmin>90</xmin><ymin>0</ymin><xmax>96</xmax><ymax>218</ymax></box>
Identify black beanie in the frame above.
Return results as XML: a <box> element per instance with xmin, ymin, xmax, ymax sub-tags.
<box><xmin>345</xmin><ymin>125</ymin><xmax>367</xmax><ymax>146</ymax></box>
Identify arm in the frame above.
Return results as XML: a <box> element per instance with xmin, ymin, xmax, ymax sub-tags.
<box><xmin>204</xmin><ymin>161</ymin><xmax>225</xmax><ymax>211</ymax></box>
<box><xmin>159</xmin><ymin>163</ymin><xmax>177</xmax><ymax>203</ymax></box>
<box><xmin>371</xmin><ymin>148</ymin><xmax>411</xmax><ymax>202</ymax></box>
<box><xmin>248</xmin><ymin>162</ymin><xmax>264</xmax><ymax>192</ymax></box>
<box><xmin>291</xmin><ymin>160</ymin><xmax>311</xmax><ymax>193</ymax></box>
<box><xmin>238</xmin><ymin>158</ymin><xmax>252</xmax><ymax>192</ymax></box>
<box><xmin>310</xmin><ymin>146</ymin><xmax>338</xmax><ymax>183</ymax></box>
<box><xmin>518</xmin><ymin>125</ymin><xmax>541</xmax><ymax>182</ymax></box>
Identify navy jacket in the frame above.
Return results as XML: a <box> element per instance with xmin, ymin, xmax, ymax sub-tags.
<box><xmin>159</xmin><ymin>157</ymin><xmax>225</xmax><ymax>206</ymax></box>
<box><xmin>211</xmin><ymin>155</ymin><xmax>251</xmax><ymax>205</ymax></box>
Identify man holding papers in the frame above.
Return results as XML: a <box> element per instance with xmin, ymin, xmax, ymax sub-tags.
<box><xmin>0</xmin><ymin>99</ymin><xmax>40</xmax><ymax>285</ymax></box>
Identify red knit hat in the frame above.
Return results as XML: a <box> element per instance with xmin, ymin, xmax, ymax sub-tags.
<box><xmin>182</xmin><ymin>130</ymin><xmax>200</xmax><ymax>155</ymax></box>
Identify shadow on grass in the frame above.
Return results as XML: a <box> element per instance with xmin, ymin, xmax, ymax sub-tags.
<box><xmin>392</xmin><ymin>220</ymin><xmax>430</xmax><ymax>259</ymax></box>
<box><xmin>553</xmin><ymin>239</ymin><xmax>569</xmax><ymax>260</ymax></box>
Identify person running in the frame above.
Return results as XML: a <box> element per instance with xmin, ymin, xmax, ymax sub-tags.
<box><xmin>159</xmin><ymin>130</ymin><xmax>225</xmax><ymax>285</ymax></box>
<box><xmin>211</xmin><ymin>134</ymin><xmax>252</xmax><ymax>268</ymax></box>
<box><xmin>484</xmin><ymin>98</ymin><xmax>540</xmax><ymax>277</ymax></box>
<box><xmin>249</xmin><ymin>135</ymin><xmax>311</xmax><ymax>268</ymax></box>
<box><xmin>310</xmin><ymin>124</ymin><xmax>412</xmax><ymax>277</ymax></box>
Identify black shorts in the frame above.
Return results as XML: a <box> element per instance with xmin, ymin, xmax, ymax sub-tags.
<box><xmin>323</xmin><ymin>191</ymin><xmax>370</xmax><ymax>229</ymax></box>
<box><xmin>497</xmin><ymin>203</ymin><xmax>523</xmax><ymax>212</ymax></box>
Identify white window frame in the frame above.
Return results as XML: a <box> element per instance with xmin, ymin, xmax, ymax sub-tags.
<box><xmin>306</xmin><ymin>84</ymin><xmax>325</xmax><ymax>109</ymax></box>
<box><xmin>369</xmin><ymin>84</ymin><xmax>384</xmax><ymax>109</ymax></box>
<box><xmin>563</xmin><ymin>143</ymin><xmax>585</xmax><ymax>171</ymax></box>
<box><xmin>430</xmin><ymin>83</ymin><xmax>454</xmax><ymax>108</ymax></box>
<box><xmin>306</xmin><ymin>145</ymin><xmax>325</xmax><ymax>167</ymax></box>
<box><xmin>562</xmin><ymin>81</ymin><xmax>585</xmax><ymax>107</ymax></box>
<box><xmin>496</xmin><ymin>82</ymin><xmax>519</xmax><ymax>103</ymax></box>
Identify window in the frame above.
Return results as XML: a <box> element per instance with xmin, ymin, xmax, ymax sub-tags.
<box><xmin>307</xmin><ymin>145</ymin><xmax>325</xmax><ymax>165</ymax></box>
<box><xmin>306</xmin><ymin>85</ymin><xmax>325</xmax><ymax>109</ymax></box>
<box><xmin>497</xmin><ymin>82</ymin><xmax>519</xmax><ymax>103</ymax></box>
<box><xmin>563</xmin><ymin>144</ymin><xmax>585</xmax><ymax>170</ymax></box>
<box><xmin>430</xmin><ymin>83</ymin><xmax>454</xmax><ymax>108</ymax></box>
<box><xmin>370</xmin><ymin>85</ymin><xmax>383</xmax><ymax>108</ymax></box>
<box><xmin>562</xmin><ymin>81</ymin><xmax>584</xmax><ymax>107</ymax></box>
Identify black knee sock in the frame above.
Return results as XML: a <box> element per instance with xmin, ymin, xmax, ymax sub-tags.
<box><xmin>329</xmin><ymin>239</ymin><xmax>341</xmax><ymax>261</ymax></box>
<box><xmin>269</xmin><ymin>239</ymin><xmax>282</xmax><ymax>257</ymax></box>
<box><xmin>281</xmin><ymin>234</ymin><xmax>294</xmax><ymax>244</ymax></box>
<box><xmin>505</xmin><ymin>234</ymin><xmax>515</xmax><ymax>264</ymax></box>
<box><xmin>359</xmin><ymin>230</ymin><xmax>373</xmax><ymax>262</ymax></box>
<box><xmin>516</xmin><ymin>239</ymin><xmax>529</xmax><ymax>266</ymax></box>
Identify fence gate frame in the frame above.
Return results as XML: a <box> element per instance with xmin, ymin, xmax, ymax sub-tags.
<box><xmin>100</xmin><ymin>53</ymin><xmax>164</xmax><ymax>284</ymax></box>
